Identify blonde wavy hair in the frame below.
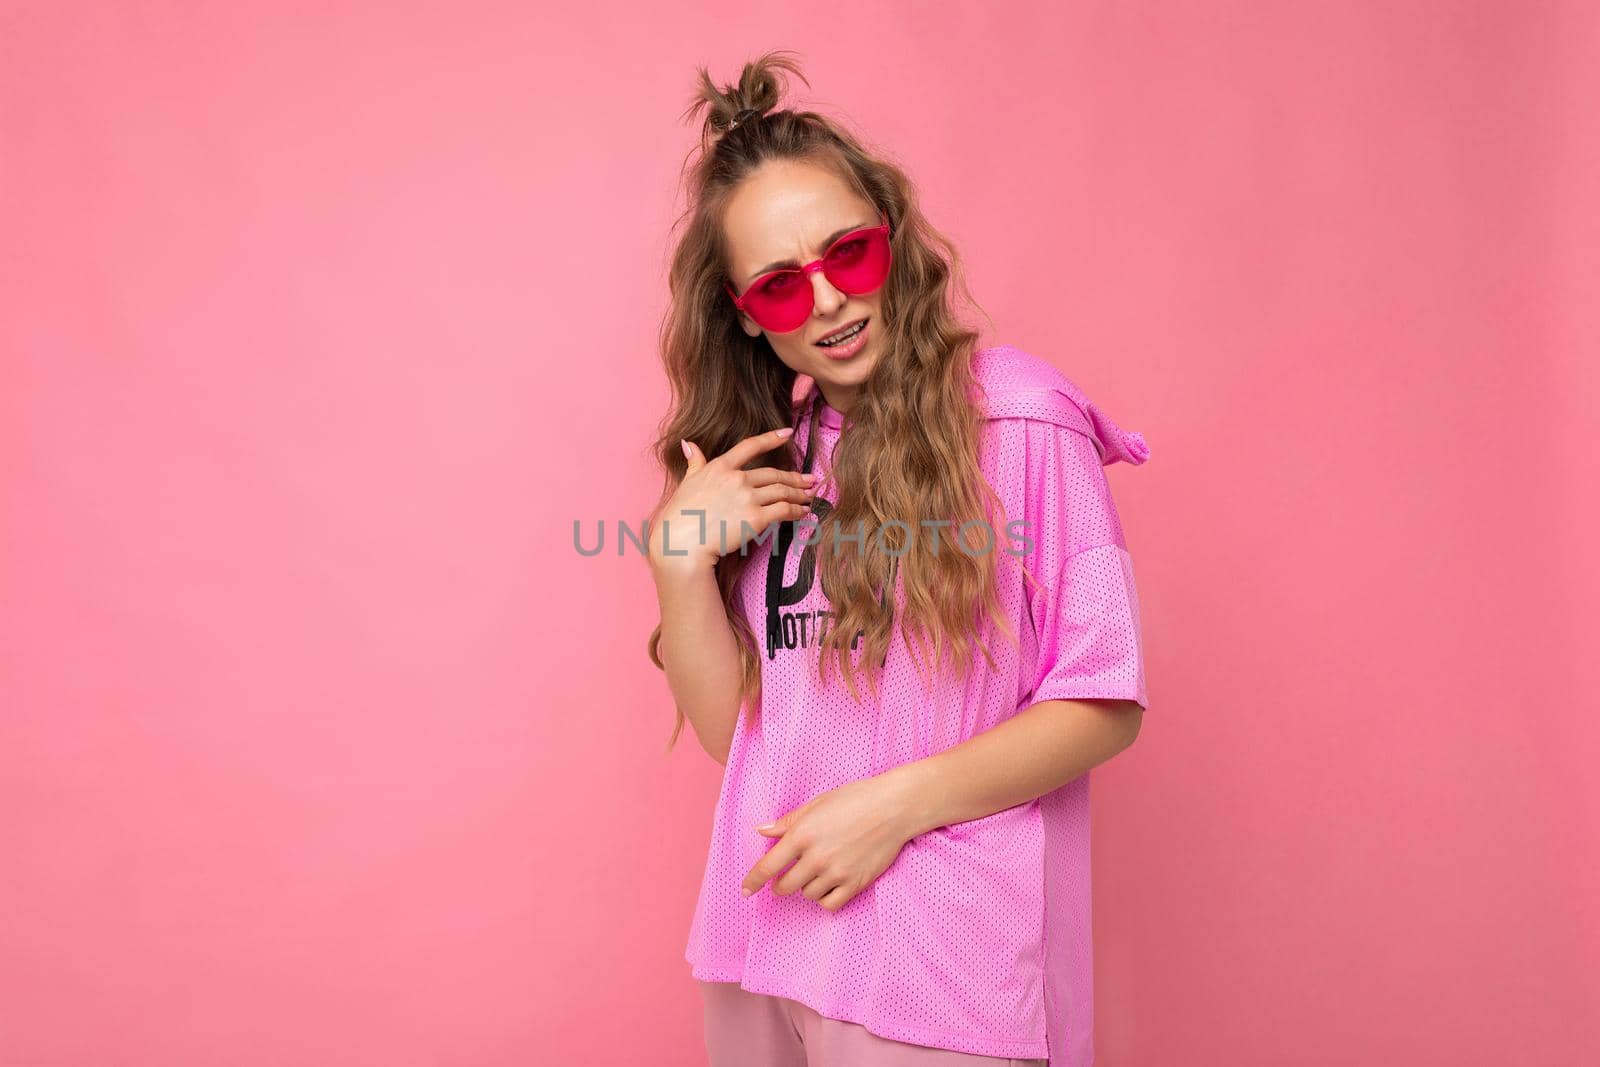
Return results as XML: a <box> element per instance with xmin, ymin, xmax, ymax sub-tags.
<box><xmin>647</xmin><ymin>49</ymin><xmax>1017</xmax><ymax>751</ymax></box>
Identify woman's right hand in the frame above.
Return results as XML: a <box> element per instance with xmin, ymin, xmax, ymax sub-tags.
<box><xmin>650</xmin><ymin>427</ymin><xmax>820</xmax><ymax>572</ymax></box>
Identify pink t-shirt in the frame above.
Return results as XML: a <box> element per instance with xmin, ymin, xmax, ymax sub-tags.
<box><xmin>684</xmin><ymin>343</ymin><xmax>1150</xmax><ymax>1066</ymax></box>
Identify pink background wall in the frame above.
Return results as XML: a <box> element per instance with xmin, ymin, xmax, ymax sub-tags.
<box><xmin>3</xmin><ymin>3</ymin><xmax>1596</xmax><ymax>1064</ymax></box>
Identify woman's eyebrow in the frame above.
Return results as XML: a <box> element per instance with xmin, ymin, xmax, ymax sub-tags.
<box><xmin>748</xmin><ymin>220</ymin><xmax>874</xmax><ymax>280</ymax></box>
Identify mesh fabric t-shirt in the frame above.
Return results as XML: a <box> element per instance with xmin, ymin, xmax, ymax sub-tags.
<box><xmin>684</xmin><ymin>343</ymin><xmax>1150</xmax><ymax>1066</ymax></box>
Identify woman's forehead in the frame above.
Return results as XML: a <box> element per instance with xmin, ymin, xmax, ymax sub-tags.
<box><xmin>726</xmin><ymin>160</ymin><xmax>868</xmax><ymax>241</ymax></box>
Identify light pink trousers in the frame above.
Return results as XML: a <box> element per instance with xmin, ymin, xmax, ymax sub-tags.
<box><xmin>698</xmin><ymin>980</ymin><xmax>1049</xmax><ymax>1067</ymax></box>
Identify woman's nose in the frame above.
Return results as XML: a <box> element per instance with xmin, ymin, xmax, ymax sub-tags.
<box><xmin>808</xmin><ymin>271</ymin><xmax>846</xmax><ymax>316</ymax></box>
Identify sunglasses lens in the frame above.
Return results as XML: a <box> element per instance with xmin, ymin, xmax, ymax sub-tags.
<box><xmin>823</xmin><ymin>229</ymin><xmax>891</xmax><ymax>295</ymax></box>
<box><xmin>743</xmin><ymin>273</ymin><xmax>813</xmax><ymax>332</ymax></box>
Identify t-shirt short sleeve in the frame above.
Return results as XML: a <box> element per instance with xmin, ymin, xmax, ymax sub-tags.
<box><xmin>1009</xmin><ymin>416</ymin><xmax>1149</xmax><ymax>711</ymax></box>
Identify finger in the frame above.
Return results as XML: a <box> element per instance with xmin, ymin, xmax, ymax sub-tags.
<box><xmin>773</xmin><ymin>855</ymin><xmax>823</xmax><ymax>897</ymax></box>
<box><xmin>800</xmin><ymin>871</ymin><xmax>841</xmax><ymax>903</ymax></box>
<box><xmin>751</xmin><ymin>483</ymin><xmax>815</xmax><ymax>509</ymax></box>
<box><xmin>717</xmin><ymin>427</ymin><xmax>797</xmax><ymax>471</ymax></box>
<box><xmin>818</xmin><ymin>883</ymin><xmax>855</xmax><ymax>912</ymax></box>
<box><xmin>681</xmin><ymin>439</ymin><xmax>707</xmax><ymax>476</ymax></box>
<box><xmin>745</xmin><ymin>466</ymin><xmax>820</xmax><ymax>490</ymax></box>
<box><xmin>756</xmin><ymin>501</ymin><xmax>811</xmax><ymax>528</ymax></box>
<box><xmin>742</xmin><ymin>838</ymin><xmax>802</xmax><ymax>896</ymax></box>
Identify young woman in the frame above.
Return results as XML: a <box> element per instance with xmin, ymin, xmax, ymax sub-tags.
<box><xmin>646</xmin><ymin>51</ymin><xmax>1151</xmax><ymax>1067</ymax></box>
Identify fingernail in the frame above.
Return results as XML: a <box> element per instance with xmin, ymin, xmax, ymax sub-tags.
<box><xmin>741</xmin><ymin>886</ymin><xmax>753</xmax><ymax>896</ymax></box>
<box><xmin>680</xmin><ymin>439</ymin><xmax>691</xmax><ymax>459</ymax></box>
<box><xmin>776</xmin><ymin>427</ymin><xmax>794</xmax><ymax>438</ymax></box>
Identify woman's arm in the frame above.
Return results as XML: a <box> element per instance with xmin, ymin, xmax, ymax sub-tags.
<box><xmin>651</xmin><ymin>551</ymin><xmax>746</xmax><ymax>765</ymax></box>
<box><xmin>737</xmin><ymin>698</ymin><xmax>1142</xmax><ymax>905</ymax></box>
<box><xmin>648</xmin><ymin>426</ymin><xmax>817</xmax><ymax>765</ymax></box>
<box><xmin>877</xmin><ymin>698</ymin><xmax>1143</xmax><ymax>838</ymax></box>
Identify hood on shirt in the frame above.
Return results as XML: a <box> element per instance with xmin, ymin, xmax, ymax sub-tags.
<box><xmin>788</xmin><ymin>345</ymin><xmax>1150</xmax><ymax>467</ymax></box>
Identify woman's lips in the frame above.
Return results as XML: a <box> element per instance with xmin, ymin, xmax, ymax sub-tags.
<box><xmin>815</xmin><ymin>317</ymin><xmax>869</xmax><ymax>359</ymax></box>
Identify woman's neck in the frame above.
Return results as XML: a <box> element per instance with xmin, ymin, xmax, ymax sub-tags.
<box><xmin>817</xmin><ymin>383</ymin><xmax>857</xmax><ymax>418</ymax></box>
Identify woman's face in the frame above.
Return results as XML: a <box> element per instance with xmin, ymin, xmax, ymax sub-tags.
<box><xmin>722</xmin><ymin>160</ymin><xmax>886</xmax><ymax>415</ymax></box>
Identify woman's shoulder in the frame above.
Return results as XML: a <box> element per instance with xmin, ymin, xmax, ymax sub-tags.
<box><xmin>970</xmin><ymin>343</ymin><xmax>1151</xmax><ymax>467</ymax></box>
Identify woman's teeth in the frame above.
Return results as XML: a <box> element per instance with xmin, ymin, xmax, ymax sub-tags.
<box><xmin>818</xmin><ymin>321</ymin><xmax>866</xmax><ymax>346</ymax></box>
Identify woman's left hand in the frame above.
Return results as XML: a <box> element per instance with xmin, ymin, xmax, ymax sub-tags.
<box><xmin>740</xmin><ymin>773</ymin><xmax>924</xmax><ymax>912</ymax></box>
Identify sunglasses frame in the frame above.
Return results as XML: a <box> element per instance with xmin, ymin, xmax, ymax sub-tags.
<box><xmin>724</xmin><ymin>211</ymin><xmax>893</xmax><ymax>333</ymax></box>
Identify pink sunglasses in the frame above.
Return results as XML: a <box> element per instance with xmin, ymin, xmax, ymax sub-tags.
<box><xmin>724</xmin><ymin>212</ymin><xmax>893</xmax><ymax>333</ymax></box>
